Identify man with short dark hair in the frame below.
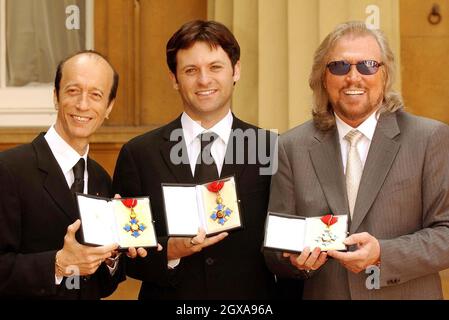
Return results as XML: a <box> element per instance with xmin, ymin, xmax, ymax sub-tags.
<box><xmin>265</xmin><ymin>21</ymin><xmax>449</xmax><ymax>299</ymax></box>
<box><xmin>0</xmin><ymin>50</ymin><xmax>131</xmax><ymax>299</ymax></box>
<box><xmin>113</xmin><ymin>20</ymin><xmax>278</xmax><ymax>299</ymax></box>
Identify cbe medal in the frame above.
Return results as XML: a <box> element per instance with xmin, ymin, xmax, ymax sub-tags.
<box><xmin>122</xmin><ymin>199</ymin><xmax>146</xmax><ymax>238</ymax></box>
<box><xmin>207</xmin><ymin>181</ymin><xmax>232</xmax><ymax>225</ymax></box>
<box><xmin>315</xmin><ymin>214</ymin><xmax>338</xmax><ymax>247</ymax></box>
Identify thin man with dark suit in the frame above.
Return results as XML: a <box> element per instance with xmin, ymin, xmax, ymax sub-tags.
<box><xmin>264</xmin><ymin>21</ymin><xmax>449</xmax><ymax>299</ymax></box>
<box><xmin>0</xmin><ymin>51</ymin><xmax>143</xmax><ymax>299</ymax></box>
<box><xmin>113</xmin><ymin>20</ymin><xmax>278</xmax><ymax>299</ymax></box>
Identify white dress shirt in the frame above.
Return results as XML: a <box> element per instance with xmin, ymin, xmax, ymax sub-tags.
<box><xmin>168</xmin><ymin>111</ymin><xmax>233</xmax><ymax>269</ymax></box>
<box><xmin>335</xmin><ymin>111</ymin><xmax>378</xmax><ymax>174</ymax></box>
<box><xmin>181</xmin><ymin>110</ymin><xmax>233</xmax><ymax>176</ymax></box>
<box><xmin>45</xmin><ymin>125</ymin><xmax>89</xmax><ymax>193</ymax></box>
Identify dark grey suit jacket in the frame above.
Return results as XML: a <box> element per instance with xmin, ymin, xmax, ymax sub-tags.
<box><xmin>0</xmin><ymin>133</ymin><xmax>124</xmax><ymax>299</ymax></box>
<box><xmin>265</xmin><ymin>110</ymin><xmax>449</xmax><ymax>299</ymax></box>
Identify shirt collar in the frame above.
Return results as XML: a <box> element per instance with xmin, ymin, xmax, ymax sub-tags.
<box><xmin>44</xmin><ymin>125</ymin><xmax>89</xmax><ymax>175</ymax></box>
<box><xmin>335</xmin><ymin>111</ymin><xmax>378</xmax><ymax>142</ymax></box>
<box><xmin>181</xmin><ymin>110</ymin><xmax>233</xmax><ymax>146</ymax></box>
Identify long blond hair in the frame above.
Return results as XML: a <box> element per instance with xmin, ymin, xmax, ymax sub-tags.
<box><xmin>310</xmin><ymin>21</ymin><xmax>403</xmax><ymax>131</ymax></box>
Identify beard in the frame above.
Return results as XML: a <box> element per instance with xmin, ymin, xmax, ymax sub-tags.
<box><xmin>334</xmin><ymin>92</ymin><xmax>383</xmax><ymax>125</ymax></box>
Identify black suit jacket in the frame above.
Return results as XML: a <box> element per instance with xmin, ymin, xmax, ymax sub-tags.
<box><xmin>113</xmin><ymin>115</ymin><xmax>277</xmax><ymax>299</ymax></box>
<box><xmin>0</xmin><ymin>133</ymin><xmax>123</xmax><ymax>299</ymax></box>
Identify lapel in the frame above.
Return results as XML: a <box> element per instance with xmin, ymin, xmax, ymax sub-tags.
<box><xmin>160</xmin><ymin>116</ymin><xmax>194</xmax><ymax>182</ymax></box>
<box><xmin>350</xmin><ymin>111</ymin><xmax>400</xmax><ymax>233</ymax></box>
<box><xmin>87</xmin><ymin>158</ymin><xmax>101</xmax><ymax>196</ymax></box>
<box><xmin>309</xmin><ymin>127</ymin><xmax>348</xmax><ymax>217</ymax></box>
<box><xmin>220</xmin><ymin>116</ymin><xmax>248</xmax><ymax>180</ymax></box>
<box><xmin>33</xmin><ymin>133</ymin><xmax>78</xmax><ymax>221</ymax></box>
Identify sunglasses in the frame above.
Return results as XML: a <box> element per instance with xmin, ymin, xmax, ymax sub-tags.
<box><xmin>326</xmin><ymin>60</ymin><xmax>383</xmax><ymax>75</ymax></box>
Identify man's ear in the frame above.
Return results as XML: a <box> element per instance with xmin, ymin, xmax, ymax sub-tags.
<box><xmin>169</xmin><ymin>72</ymin><xmax>179</xmax><ymax>90</ymax></box>
<box><xmin>105</xmin><ymin>99</ymin><xmax>115</xmax><ymax>120</ymax></box>
<box><xmin>233</xmin><ymin>60</ymin><xmax>241</xmax><ymax>83</ymax></box>
<box><xmin>53</xmin><ymin>89</ymin><xmax>59</xmax><ymax>110</ymax></box>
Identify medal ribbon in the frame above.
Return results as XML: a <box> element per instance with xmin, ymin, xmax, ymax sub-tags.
<box><xmin>207</xmin><ymin>181</ymin><xmax>224</xmax><ymax>193</ymax></box>
<box><xmin>122</xmin><ymin>198</ymin><xmax>138</xmax><ymax>208</ymax></box>
<box><xmin>321</xmin><ymin>214</ymin><xmax>338</xmax><ymax>228</ymax></box>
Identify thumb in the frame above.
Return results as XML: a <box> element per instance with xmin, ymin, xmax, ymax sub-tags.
<box><xmin>343</xmin><ymin>232</ymin><xmax>367</xmax><ymax>246</ymax></box>
<box><xmin>114</xmin><ymin>194</ymin><xmax>122</xmax><ymax>199</ymax></box>
<box><xmin>66</xmin><ymin>219</ymin><xmax>81</xmax><ymax>239</ymax></box>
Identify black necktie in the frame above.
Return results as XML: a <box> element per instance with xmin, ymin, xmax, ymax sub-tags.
<box><xmin>194</xmin><ymin>132</ymin><xmax>219</xmax><ymax>183</ymax></box>
<box><xmin>71</xmin><ymin>158</ymin><xmax>85</xmax><ymax>194</ymax></box>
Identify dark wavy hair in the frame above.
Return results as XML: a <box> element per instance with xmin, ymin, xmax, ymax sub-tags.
<box><xmin>166</xmin><ymin>20</ymin><xmax>240</xmax><ymax>78</ymax></box>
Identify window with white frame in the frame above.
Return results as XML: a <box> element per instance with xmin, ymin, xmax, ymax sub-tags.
<box><xmin>0</xmin><ymin>0</ymin><xmax>94</xmax><ymax>127</ymax></box>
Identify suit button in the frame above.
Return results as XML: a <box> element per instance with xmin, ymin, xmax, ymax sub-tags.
<box><xmin>205</xmin><ymin>258</ymin><xmax>214</xmax><ymax>266</ymax></box>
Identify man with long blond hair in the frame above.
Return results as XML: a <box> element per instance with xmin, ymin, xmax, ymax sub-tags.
<box><xmin>265</xmin><ymin>21</ymin><xmax>449</xmax><ymax>299</ymax></box>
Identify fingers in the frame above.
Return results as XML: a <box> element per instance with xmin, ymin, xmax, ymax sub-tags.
<box><xmin>82</xmin><ymin>259</ymin><xmax>105</xmax><ymax>275</ymax></box>
<box><xmin>303</xmin><ymin>247</ymin><xmax>322</xmax><ymax>269</ymax></box>
<box><xmin>169</xmin><ymin>231</ymin><xmax>229</xmax><ymax>260</ymax></box>
<box><xmin>189</xmin><ymin>230</ymin><xmax>228</xmax><ymax>249</ymax></box>
<box><xmin>288</xmin><ymin>247</ymin><xmax>327</xmax><ymax>271</ymax></box>
<box><xmin>189</xmin><ymin>236</ymin><xmax>200</xmax><ymax>246</ymax></box>
<box><xmin>126</xmin><ymin>246</ymin><xmax>149</xmax><ymax>258</ymax></box>
<box><xmin>185</xmin><ymin>229</ymin><xmax>205</xmax><ymax>248</ymax></box>
<box><xmin>127</xmin><ymin>247</ymin><xmax>137</xmax><ymax>258</ymax></box>
<box><xmin>203</xmin><ymin>232</ymin><xmax>228</xmax><ymax>247</ymax></box>
<box><xmin>82</xmin><ymin>243</ymin><xmax>118</xmax><ymax>262</ymax></box>
<box><xmin>295</xmin><ymin>247</ymin><xmax>311</xmax><ymax>266</ymax></box>
<box><xmin>326</xmin><ymin>249</ymin><xmax>342</xmax><ymax>260</ymax></box>
<box><xmin>305</xmin><ymin>247</ymin><xmax>321</xmax><ymax>266</ymax></box>
<box><xmin>343</xmin><ymin>232</ymin><xmax>369</xmax><ymax>246</ymax></box>
<box><xmin>327</xmin><ymin>249</ymin><xmax>359</xmax><ymax>262</ymax></box>
<box><xmin>327</xmin><ymin>250</ymin><xmax>365</xmax><ymax>273</ymax></box>
<box><xmin>114</xmin><ymin>194</ymin><xmax>122</xmax><ymax>199</ymax></box>
<box><xmin>195</xmin><ymin>228</ymin><xmax>207</xmax><ymax>243</ymax></box>
<box><xmin>103</xmin><ymin>243</ymin><xmax>120</xmax><ymax>252</ymax></box>
<box><xmin>312</xmin><ymin>251</ymin><xmax>328</xmax><ymax>270</ymax></box>
<box><xmin>91</xmin><ymin>243</ymin><xmax>119</xmax><ymax>255</ymax></box>
<box><xmin>137</xmin><ymin>247</ymin><xmax>147</xmax><ymax>258</ymax></box>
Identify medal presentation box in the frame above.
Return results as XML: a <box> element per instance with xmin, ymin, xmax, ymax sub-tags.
<box><xmin>162</xmin><ymin>176</ymin><xmax>242</xmax><ymax>237</ymax></box>
<box><xmin>264</xmin><ymin>212</ymin><xmax>348</xmax><ymax>252</ymax></box>
<box><xmin>76</xmin><ymin>194</ymin><xmax>158</xmax><ymax>250</ymax></box>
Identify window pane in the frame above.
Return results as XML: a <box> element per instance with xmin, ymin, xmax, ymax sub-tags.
<box><xmin>6</xmin><ymin>0</ymin><xmax>86</xmax><ymax>86</ymax></box>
